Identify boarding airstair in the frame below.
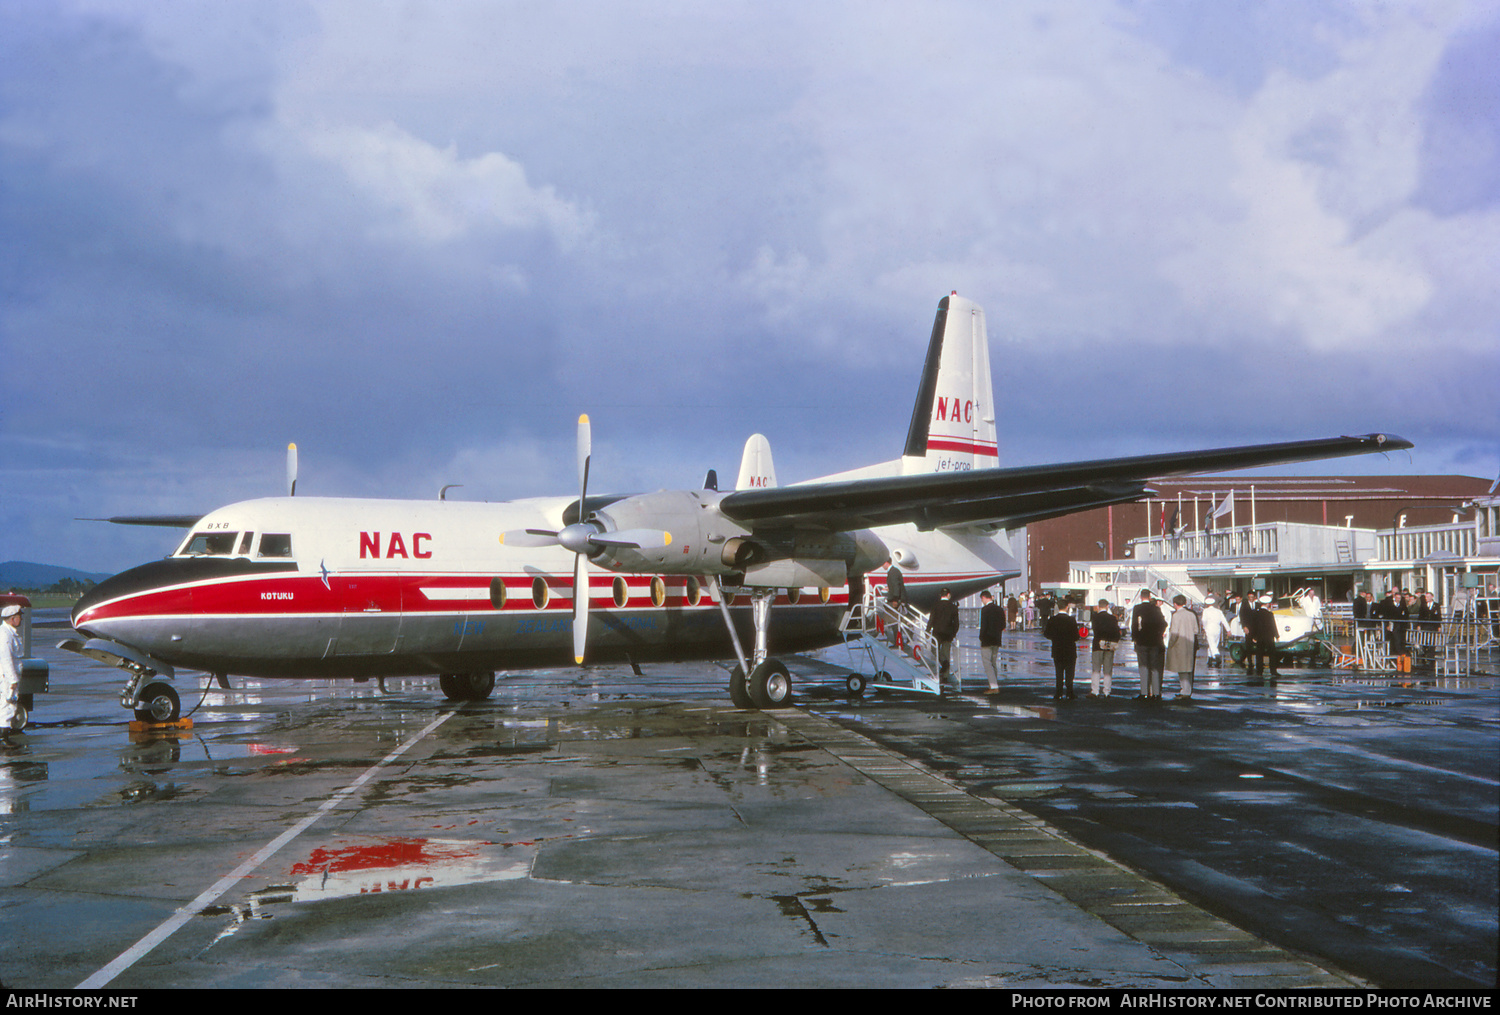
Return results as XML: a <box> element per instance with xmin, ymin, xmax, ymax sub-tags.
<box><xmin>837</xmin><ymin>585</ymin><xmax>945</xmax><ymax>697</ymax></box>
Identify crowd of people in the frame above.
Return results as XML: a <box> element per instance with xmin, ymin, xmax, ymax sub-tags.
<box><xmin>879</xmin><ymin>572</ymin><xmax>1460</xmax><ymax>703</ymax></box>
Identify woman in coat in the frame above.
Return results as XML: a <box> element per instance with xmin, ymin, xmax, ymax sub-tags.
<box><xmin>1166</xmin><ymin>595</ymin><xmax>1201</xmax><ymax>699</ymax></box>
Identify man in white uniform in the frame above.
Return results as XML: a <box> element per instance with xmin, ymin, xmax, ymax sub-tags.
<box><xmin>1200</xmin><ymin>595</ymin><xmax>1230</xmax><ymax>667</ymax></box>
<box><xmin>1</xmin><ymin>605</ymin><xmax>23</xmax><ymax>738</ymax></box>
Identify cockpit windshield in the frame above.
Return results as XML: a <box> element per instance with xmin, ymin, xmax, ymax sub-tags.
<box><xmin>180</xmin><ymin>531</ymin><xmax>240</xmax><ymax>556</ymax></box>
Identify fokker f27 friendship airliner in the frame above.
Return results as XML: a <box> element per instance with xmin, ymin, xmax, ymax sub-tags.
<box><xmin>63</xmin><ymin>294</ymin><xmax>1410</xmax><ymax>722</ymax></box>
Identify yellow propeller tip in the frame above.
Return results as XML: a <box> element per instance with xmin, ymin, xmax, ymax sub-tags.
<box><xmin>664</xmin><ymin>532</ymin><xmax>672</xmax><ymax>546</ymax></box>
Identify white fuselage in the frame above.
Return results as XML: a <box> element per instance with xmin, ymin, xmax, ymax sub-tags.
<box><xmin>72</xmin><ymin>494</ymin><xmax>1018</xmax><ymax>679</ymax></box>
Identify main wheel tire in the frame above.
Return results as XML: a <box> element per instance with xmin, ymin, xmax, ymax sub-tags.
<box><xmin>748</xmin><ymin>659</ymin><xmax>792</xmax><ymax>709</ymax></box>
<box><xmin>729</xmin><ymin>665</ymin><xmax>754</xmax><ymax>708</ymax></box>
<box><xmin>442</xmin><ymin>672</ymin><xmax>495</xmax><ymax>701</ymax></box>
<box><xmin>462</xmin><ymin>671</ymin><xmax>495</xmax><ymax>700</ymax></box>
<box><xmin>134</xmin><ymin>681</ymin><xmax>180</xmax><ymax>724</ymax></box>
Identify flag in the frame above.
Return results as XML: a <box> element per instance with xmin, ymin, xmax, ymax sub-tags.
<box><xmin>1211</xmin><ymin>490</ymin><xmax>1234</xmax><ymax>526</ymax></box>
<box><xmin>1167</xmin><ymin>506</ymin><xmax>1181</xmax><ymax>536</ymax></box>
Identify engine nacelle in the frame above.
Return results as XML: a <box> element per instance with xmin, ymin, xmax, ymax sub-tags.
<box><xmin>588</xmin><ymin>490</ymin><xmax>749</xmax><ymax>575</ymax></box>
<box><xmin>586</xmin><ymin>490</ymin><xmax>889</xmax><ymax>584</ymax></box>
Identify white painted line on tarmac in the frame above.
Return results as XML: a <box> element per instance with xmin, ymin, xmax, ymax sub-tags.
<box><xmin>77</xmin><ymin>708</ymin><xmax>460</xmax><ymax>989</ymax></box>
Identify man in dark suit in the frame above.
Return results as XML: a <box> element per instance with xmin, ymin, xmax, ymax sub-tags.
<box><xmin>978</xmin><ymin>591</ymin><xmax>1006</xmax><ymax>692</ymax></box>
<box><xmin>1043</xmin><ymin>599</ymin><xmax>1080</xmax><ymax>700</ymax></box>
<box><xmin>883</xmin><ymin>559</ymin><xmax>906</xmax><ymax>646</ymax></box>
<box><xmin>926</xmin><ymin>588</ymin><xmax>961</xmax><ymax>683</ymax></box>
<box><xmin>1131</xmin><ymin>590</ymin><xmax>1167</xmax><ymax>701</ymax></box>
<box><xmin>1248</xmin><ymin>594</ymin><xmax>1280</xmax><ymax>681</ymax></box>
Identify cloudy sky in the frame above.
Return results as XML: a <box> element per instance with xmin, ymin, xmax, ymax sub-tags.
<box><xmin>3</xmin><ymin>0</ymin><xmax>1497</xmax><ymax>574</ymax></box>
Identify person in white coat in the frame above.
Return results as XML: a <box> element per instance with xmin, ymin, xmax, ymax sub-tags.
<box><xmin>1</xmin><ymin>605</ymin><xmax>22</xmax><ymax>738</ymax></box>
<box><xmin>1200</xmin><ymin>595</ymin><xmax>1231</xmax><ymax>667</ymax></box>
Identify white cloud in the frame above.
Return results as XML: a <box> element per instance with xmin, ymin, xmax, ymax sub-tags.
<box><xmin>298</xmin><ymin>121</ymin><xmax>589</xmax><ymax>248</ymax></box>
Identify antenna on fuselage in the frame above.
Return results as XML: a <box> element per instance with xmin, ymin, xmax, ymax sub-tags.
<box><xmin>440</xmin><ymin>484</ymin><xmax>463</xmax><ymax>500</ymax></box>
<box><xmin>287</xmin><ymin>443</ymin><xmax>298</xmax><ymax>497</ymax></box>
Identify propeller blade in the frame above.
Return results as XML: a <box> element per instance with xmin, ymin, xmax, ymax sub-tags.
<box><xmin>588</xmin><ymin>529</ymin><xmax>673</xmax><ymax>551</ymax></box>
<box><xmin>573</xmin><ymin>553</ymin><xmax>590</xmax><ymax>665</ymax></box>
<box><xmin>499</xmin><ymin>529</ymin><xmax>561</xmax><ymax>547</ymax></box>
<box><xmin>287</xmin><ymin>443</ymin><xmax>298</xmax><ymax>497</ymax></box>
<box><xmin>577</xmin><ymin>414</ymin><xmax>591</xmax><ymax>504</ymax></box>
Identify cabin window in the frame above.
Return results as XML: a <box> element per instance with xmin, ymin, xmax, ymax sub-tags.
<box><xmin>182</xmin><ymin>531</ymin><xmax>239</xmax><ymax>556</ymax></box>
<box><xmin>532</xmin><ymin>577</ymin><xmax>549</xmax><ymax>610</ymax></box>
<box><xmin>489</xmin><ymin>577</ymin><xmax>506</xmax><ymax>610</ymax></box>
<box><xmin>258</xmin><ymin>534</ymin><xmax>294</xmax><ymax>558</ymax></box>
<box><xmin>650</xmin><ymin>577</ymin><xmax>666</xmax><ymax>608</ymax></box>
<box><xmin>612</xmin><ymin>576</ymin><xmax>629</xmax><ymax>608</ymax></box>
<box><xmin>685</xmin><ymin>577</ymin><xmax>702</xmax><ymax>607</ymax></box>
<box><xmin>786</xmin><ymin>587</ymin><xmax>802</xmax><ymax>605</ymax></box>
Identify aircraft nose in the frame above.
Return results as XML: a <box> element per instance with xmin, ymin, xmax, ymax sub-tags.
<box><xmin>71</xmin><ymin>558</ymin><xmax>189</xmax><ymax>632</ymax></box>
<box><xmin>72</xmin><ymin>582</ymin><xmax>105</xmax><ymax>629</ymax></box>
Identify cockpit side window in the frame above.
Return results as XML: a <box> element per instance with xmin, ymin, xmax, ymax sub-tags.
<box><xmin>182</xmin><ymin>532</ymin><xmax>239</xmax><ymax>556</ymax></box>
<box><xmin>238</xmin><ymin>532</ymin><xmax>254</xmax><ymax>555</ymax></box>
<box><xmin>258</xmin><ymin>533</ymin><xmax>294</xmax><ymax>558</ymax></box>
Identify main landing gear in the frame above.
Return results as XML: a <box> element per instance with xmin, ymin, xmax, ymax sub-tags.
<box><xmin>439</xmin><ymin>671</ymin><xmax>496</xmax><ymax>702</ymax></box>
<box><xmin>718</xmin><ymin>582</ymin><xmax>794</xmax><ymax>710</ymax></box>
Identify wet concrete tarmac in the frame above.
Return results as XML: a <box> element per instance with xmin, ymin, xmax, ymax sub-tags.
<box><xmin>0</xmin><ymin>615</ymin><xmax>1494</xmax><ymax>988</ymax></box>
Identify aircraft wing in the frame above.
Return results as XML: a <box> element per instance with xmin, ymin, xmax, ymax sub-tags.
<box><xmin>716</xmin><ymin>433</ymin><xmax>1411</xmax><ymax>531</ymax></box>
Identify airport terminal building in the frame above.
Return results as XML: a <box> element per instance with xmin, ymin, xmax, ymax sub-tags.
<box><xmin>1024</xmin><ymin>474</ymin><xmax>1497</xmax><ymax>606</ymax></box>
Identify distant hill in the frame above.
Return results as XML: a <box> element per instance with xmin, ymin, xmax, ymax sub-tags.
<box><xmin>1</xmin><ymin>561</ymin><xmax>112</xmax><ymax>590</ymax></box>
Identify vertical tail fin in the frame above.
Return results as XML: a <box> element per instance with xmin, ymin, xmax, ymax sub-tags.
<box><xmin>901</xmin><ymin>293</ymin><xmax>998</xmax><ymax>474</ymax></box>
<box><xmin>736</xmin><ymin>433</ymin><xmax>777</xmax><ymax>489</ymax></box>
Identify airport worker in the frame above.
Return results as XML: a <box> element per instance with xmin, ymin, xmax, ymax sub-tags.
<box><xmin>1166</xmin><ymin>595</ymin><xmax>1201</xmax><ymax>699</ymax></box>
<box><xmin>1043</xmin><ymin>599</ymin><xmax>1080</xmax><ymax>700</ymax></box>
<box><xmin>926</xmin><ymin>587</ymin><xmax>961</xmax><ymax>682</ymax></box>
<box><xmin>1</xmin><ymin>605</ymin><xmax>21</xmax><ymax>738</ymax></box>
<box><xmin>978</xmin><ymin>590</ymin><xmax>1006</xmax><ymax>692</ymax></box>
<box><xmin>1131</xmin><ymin>589</ymin><xmax>1167</xmax><ymax>701</ymax></box>
<box><xmin>1088</xmin><ymin>599</ymin><xmax>1121</xmax><ymax>697</ymax></box>
<box><xmin>1200</xmin><ymin>595</ymin><xmax>1230</xmax><ymax>667</ymax></box>
<box><xmin>1248</xmin><ymin>594</ymin><xmax>1280</xmax><ymax>681</ymax></box>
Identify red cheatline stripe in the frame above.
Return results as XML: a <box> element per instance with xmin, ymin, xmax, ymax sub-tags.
<box><xmin>925</xmin><ymin>438</ymin><xmax>999</xmax><ymax>456</ymax></box>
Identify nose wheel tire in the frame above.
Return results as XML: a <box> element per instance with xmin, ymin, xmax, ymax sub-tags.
<box><xmin>748</xmin><ymin>659</ymin><xmax>792</xmax><ymax>709</ymax></box>
<box><xmin>134</xmin><ymin>681</ymin><xmax>181</xmax><ymax>724</ymax></box>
